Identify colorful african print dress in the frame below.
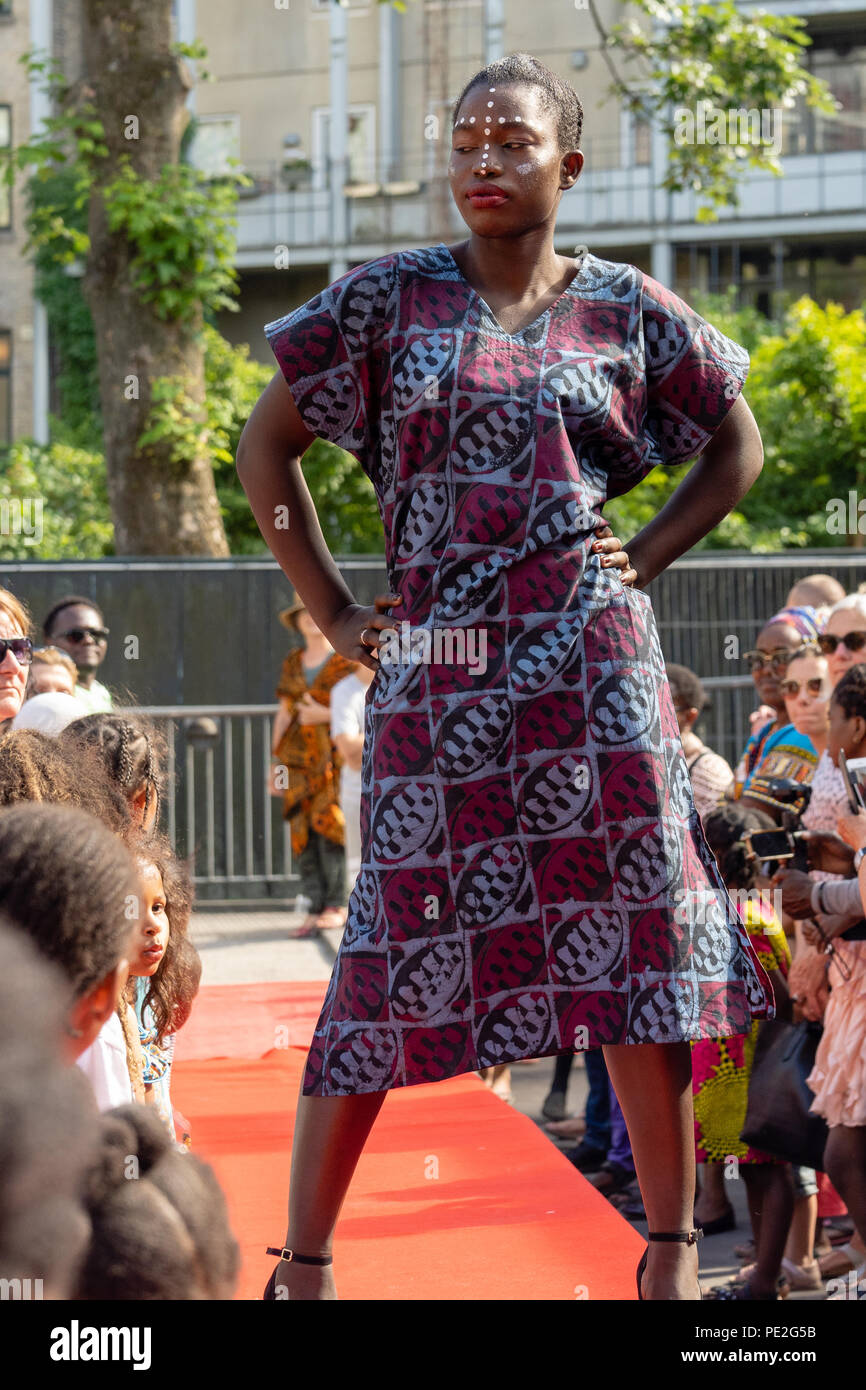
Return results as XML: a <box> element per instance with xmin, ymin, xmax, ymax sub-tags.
<box><xmin>692</xmin><ymin>894</ymin><xmax>790</xmax><ymax>1163</ymax></box>
<box><xmin>264</xmin><ymin>244</ymin><xmax>775</xmax><ymax>1096</ymax></box>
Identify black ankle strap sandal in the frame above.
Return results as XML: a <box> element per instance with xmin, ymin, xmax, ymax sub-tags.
<box><xmin>636</xmin><ymin>1228</ymin><xmax>703</xmax><ymax>1300</ymax></box>
<box><xmin>266</xmin><ymin>1245</ymin><xmax>333</xmax><ymax>1266</ymax></box>
<box><xmin>263</xmin><ymin>1246</ymin><xmax>334</xmax><ymax>1299</ymax></box>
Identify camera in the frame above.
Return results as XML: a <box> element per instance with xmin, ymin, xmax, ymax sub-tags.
<box><xmin>743</xmin><ymin>777</ymin><xmax>811</xmax><ymax>872</ymax></box>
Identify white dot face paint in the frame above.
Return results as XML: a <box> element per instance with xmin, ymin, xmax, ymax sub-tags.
<box><xmin>460</xmin><ymin>89</ymin><xmax>528</xmax><ymax>176</ymax></box>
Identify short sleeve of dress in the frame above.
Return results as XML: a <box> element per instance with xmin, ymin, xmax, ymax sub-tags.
<box><xmin>639</xmin><ymin>271</ymin><xmax>750</xmax><ymax>469</ymax></box>
<box><xmin>263</xmin><ymin>254</ymin><xmax>398</xmax><ymax>473</ymax></box>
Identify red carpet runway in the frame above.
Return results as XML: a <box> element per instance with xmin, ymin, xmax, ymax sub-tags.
<box><xmin>172</xmin><ymin>982</ymin><xmax>644</xmax><ymax>1300</ymax></box>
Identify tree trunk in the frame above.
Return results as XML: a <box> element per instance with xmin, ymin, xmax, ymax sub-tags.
<box><xmin>80</xmin><ymin>0</ymin><xmax>229</xmax><ymax>556</ymax></box>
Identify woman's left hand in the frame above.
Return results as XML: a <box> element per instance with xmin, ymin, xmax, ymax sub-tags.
<box><xmin>296</xmin><ymin>692</ymin><xmax>330</xmax><ymax>726</ymax></box>
<box><xmin>591</xmin><ymin>524</ymin><xmax>639</xmax><ymax>587</ymax></box>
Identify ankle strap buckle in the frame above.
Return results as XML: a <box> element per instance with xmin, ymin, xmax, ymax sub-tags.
<box><xmin>647</xmin><ymin>1228</ymin><xmax>704</xmax><ymax>1245</ymax></box>
<box><xmin>266</xmin><ymin>1245</ymin><xmax>333</xmax><ymax>1266</ymax></box>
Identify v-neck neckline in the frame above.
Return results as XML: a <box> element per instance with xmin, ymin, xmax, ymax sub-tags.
<box><xmin>438</xmin><ymin>242</ymin><xmax>588</xmax><ymax>340</ymax></box>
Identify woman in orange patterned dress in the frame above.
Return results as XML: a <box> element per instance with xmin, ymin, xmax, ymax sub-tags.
<box><xmin>271</xmin><ymin>597</ymin><xmax>356</xmax><ymax>937</ymax></box>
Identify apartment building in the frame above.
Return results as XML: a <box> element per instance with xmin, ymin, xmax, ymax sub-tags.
<box><xmin>1</xmin><ymin>1</ymin><xmax>865</xmax><ymax>440</ymax></box>
<box><xmin>187</xmin><ymin>0</ymin><xmax>866</xmax><ymax>358</ymax></box>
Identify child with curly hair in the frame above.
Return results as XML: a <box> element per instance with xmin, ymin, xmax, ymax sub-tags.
<box><xmin>122</xmin><ymin>835</ymin><xmax>201</xmax><ymax>1142</ymax></box>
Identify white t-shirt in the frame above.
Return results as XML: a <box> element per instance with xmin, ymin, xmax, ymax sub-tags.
<box><xmin>330</xmin><ymin>673</ymin><xmax>366</xmax><ymax>796</ymax></box>
<box><xmin>75</xmin><ymin>1011</ymin><xmax>134</xmax><ymax>1112</ymax></box>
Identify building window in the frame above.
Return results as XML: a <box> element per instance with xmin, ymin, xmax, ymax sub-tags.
<box><xmin>0</xmin><ymin>106</ymin><xmax>10</xmax><ymax>229</ymax></box>
<box><xmin>185</xmin><ymin>115</ymin><xmax>241</xmax><ymax>178</ymax></box>
<box><xmin>312</xmin><ymin>105</ymin><xmax>377</xmax><ymax>188</ymax></box>
<box><xmin>0</xmin><ymin>3</ymin><xmax>12</xmax><ymax>17</ymax></box>
<box><xmin>675</xmin><ymin>239</ymin><xmax>866</xmax><ymax>318</ymax></box>
<box><xmin>633</xmin><ymin>105</ymin><xmax>652</xmax><ymax>167</ymax></box>
<box><xmin>0</xmin><ymin>332</ymin><xmax>10</xmax><ymax>446</ymax></box>
<box><xmin>784</xmin><ymin>27</ymin><xmax>866</xmax><ymax>155</ymax></box>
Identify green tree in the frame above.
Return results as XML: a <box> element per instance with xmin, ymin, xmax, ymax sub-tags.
<box><xmin>742</xmin><ymin>299</ymin><xmax>866</xmax><ymax>550</ymax></box>
<box><xmin>4</xmin><ymin>7</ymin><xmax>236</xmax><ymax>554</ymax></box>
<box><xmin>588</xmin><ymin>0</ymin><xmax>836</xmax><ymax>221</ymax></box>
<box><xmin>606</xmin><ymin>296</ymin><xmax>866</xmax><ymax>552</ymax></box>
<box><xmin>0</xmin><ymin>439</ymin><xmax>114</xmax><ymax>560</ymax></box>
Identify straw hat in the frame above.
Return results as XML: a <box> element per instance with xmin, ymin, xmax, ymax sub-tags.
<box><xmin>278</xmin><ymin>594</ymin><xmax>307</xmax><ymax>632</ymax></box>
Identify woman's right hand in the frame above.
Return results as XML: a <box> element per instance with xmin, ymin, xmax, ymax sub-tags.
<box><xmin>327</xmin><ymin>593</ymin><xmax>403</xmax><ymax>672</ymax></box>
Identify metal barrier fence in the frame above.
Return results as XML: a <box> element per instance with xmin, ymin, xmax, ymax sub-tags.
<box><xmin>138</xmin><ymin>673</ymin><xmax>758</xmax><ymax>901</ymax></box>
<box><xmin>131</xmin><ymin>705</ymin><xmax>293</xmax><ymax>903</ymax></box>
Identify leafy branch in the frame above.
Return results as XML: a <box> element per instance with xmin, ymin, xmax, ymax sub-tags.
<box><xmin>587</xmin><ymin>0</ymin><xmax>839</xmax><ymax>221</ymax></box>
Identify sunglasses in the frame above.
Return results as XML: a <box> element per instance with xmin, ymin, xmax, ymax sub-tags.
<box><xmin>0</xmin><ymin>636</ymin><xmax>33</xmax><ymax>666</ymax></box>
<box><xmin>779</xmin><ymin>677</ymin><xmax>830</xmax><ymax>699</ymax></box>
<box><xmin>56</xmin><ymin>626</ymin><xmax>109</xmax><ymax>644</ymax></box>
<box><xmin>743</xmin><ymin>648</ymin><xmax>800</xmax><ymax>673</ymax></box>
<box><xmin>818</xmin><ymin>631</ymin><xmax>866</xmax><ymax>655</ymax></box>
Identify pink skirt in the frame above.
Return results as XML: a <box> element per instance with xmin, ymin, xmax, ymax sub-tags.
<box><xmin>808</xmin><ymin>940</ymin><xmax>866</xmax><ymax>1128</ymax></box>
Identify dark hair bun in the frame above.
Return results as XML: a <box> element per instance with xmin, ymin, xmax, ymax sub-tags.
<box><xmin>75</xmin><ymin>1104</ymin><xmax>239</xmax><ymax>1300</ymax></box>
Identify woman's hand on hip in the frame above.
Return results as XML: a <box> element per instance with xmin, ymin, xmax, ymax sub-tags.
<box><xmin>327</xmin><ymin>594</ymin><xmax>403</xmax><ymax>672</ymax></box>
<box><xmin>591</xmin><ymin>524</ymin><xmax>639</xmax><ymax>588</ymax></box>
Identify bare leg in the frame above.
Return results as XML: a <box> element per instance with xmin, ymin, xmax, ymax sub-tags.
<box><xmin>740</xmin><ymin>1166</ymin><xmax>794</xmax><ymax>1298</ymax></box>
<box><xmin>784</xmin><ymin>1192</ymin><xmax>818</xmax><ymax>1267</ymax></box>
<box><xmin>824</xmin><ymin>1125</ymin><xmax>866</xmax><ymax>1248</ymax></box>
<box><xmin>271</xmin><ymin>1080</ymin><xmax>387</xmax><ymax>1300</ymax></box>
<box><xmin>694</xmin><ymin>1162</ymin><xmax>731</xmax><ymax>1226</ymax></box>
<box><xmin>603</xmin><ymin>1040</ymin><xmax>700</xmax><ymax>1299</ymax></box>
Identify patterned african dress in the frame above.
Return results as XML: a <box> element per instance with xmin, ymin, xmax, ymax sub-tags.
<box><xmin>692</xmin><ymin>895</ymin><xmax>790</xmax><ymax>1163</ymax></box>
<box><xmin>275</xmin><ymin>647</ymin><xmax>356</xmax><ymax>857</ymax></box>
<box><xmin>264</xmin><ymin>243</ymin><xmax>775</xmax><ymax>1097</ymax></box>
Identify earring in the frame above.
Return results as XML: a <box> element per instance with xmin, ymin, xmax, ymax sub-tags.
<box><xmin>65</xmin><ymin>1022</ymin><xmax>84</xmax><ymax>1038</ymax></box>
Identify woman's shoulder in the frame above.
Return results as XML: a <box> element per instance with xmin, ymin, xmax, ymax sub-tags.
<box><xmin>575</xmin><ymin>251</ymin><xmax>645</xmax><ymax>301</ymax></box>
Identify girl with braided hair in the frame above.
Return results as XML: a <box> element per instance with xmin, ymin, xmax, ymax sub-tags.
<box><xmin>59</xmin><ymin>712</ymin><xmax>166</xmax><ymax>833</ymax></box>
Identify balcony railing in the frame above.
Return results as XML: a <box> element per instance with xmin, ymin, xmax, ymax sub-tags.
<box><xmin>229</xmin><ymin>116</ymin><xmax>866</xmax><ymax>259</ymax></box>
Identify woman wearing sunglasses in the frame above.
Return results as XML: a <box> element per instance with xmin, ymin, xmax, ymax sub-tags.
<box><xmin>779</xmin><ymin>647</ymin><xmax>833</xmax><ymax>764</ymax></box>
<box><xmin>0</xmin><ymin>586</ymin><xmax>33</xmax><ymax>729</ymax></box>
<box><xmin>732</xmin><ymin>606</ymin><xmax>822</xmax><ymax>806</ymax></box>
<box><xmin>819</xmin><ymin>595</ymin><xmax>866</xmax><ymax>689</ymax></box>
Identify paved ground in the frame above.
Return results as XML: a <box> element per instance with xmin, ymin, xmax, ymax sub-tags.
<box><xmin>190</xmin><ymin>907</ymin><xmax>335</xmax><ymax>985</ymax></box>
<box><xmin>191</xmin><ymin>904</ymin><xmax>832</xmax><ymax>1300</ymax></box>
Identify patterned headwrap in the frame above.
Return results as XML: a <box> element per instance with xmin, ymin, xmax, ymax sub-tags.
<box><xmin>764</xmin><ymin>605</ymin><xmax>822</xmax><ymax>642</ymax></box>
